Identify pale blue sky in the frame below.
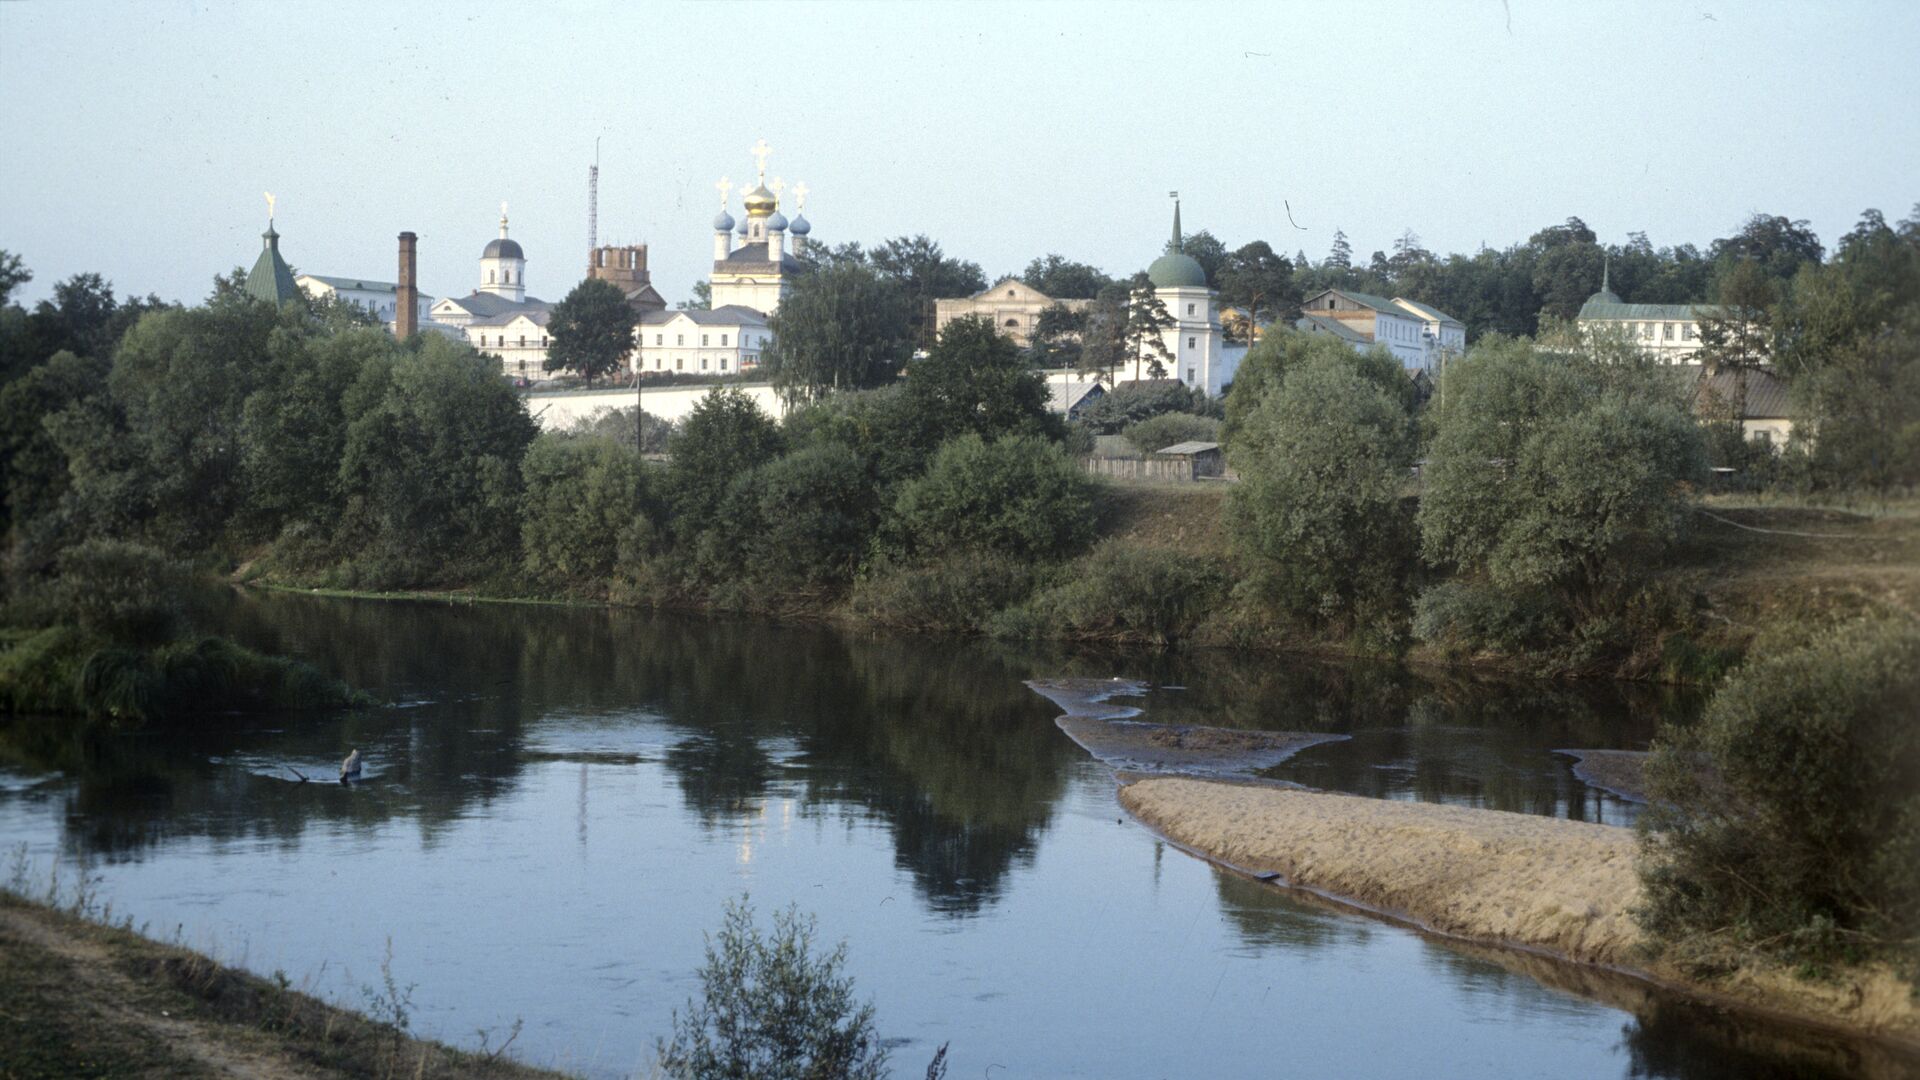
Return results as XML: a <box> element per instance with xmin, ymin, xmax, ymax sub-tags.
<box><xmin>2</xmin><ymin>0</ymin><xmax>1915</xmax><ymax>309</ymax></box>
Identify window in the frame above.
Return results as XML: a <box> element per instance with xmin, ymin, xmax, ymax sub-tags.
<box><xmin>1683</xmin><ymin>324</ymin><xmax>1695</xmax><ymax>341</ymax></box>
<box><xmin>1187</xmin><ymin>303</ymin><xmax>1195</xmax><ymax>316</ymax></box>
<box><xmin>720</xmin><ymin>357</ymin><xmax>728</xmax><ymax>371</ymax></box>
<box><xmin>721</xmin><ymin>334</ymin><xmax>729</xmax><ymax>346</ymax></box>
<box><xmin>487</xmin><ymin>270</ymin><xmax>494</xmax><ymax>283</ymax></box>
<box><xmin>701</xmin><ymin>358</ymin><xmax>709</xmax><ymax>370</ymax></box>
<box><xmin>505</xmin><ymin>271</ymin><xmax>512</xmax><ymax>284</ymax></box>
<box><xmin>655</xmin><ymin>357</ymin><xmax>663</xmax><ymax>370</ymax></box>
<box><xmin>1186</xmin><ymin>367</ymin><xmax>1196</xmax><ymax>383</ymax></box>
<box><xmin>541</xmin><ymin>336</ymin><xmax>548</xmax><ymax>346</ymax></box>
<box><xmin>701</xmin><ymin>334</ymin><xmax>709</xmax><ymax>346</ymax></box>
<box><xmin>1327</xmin><ymin>298</ymin><xmax>1337</xmax><ymax>309</ymax></box>
<box><xmin>518</xmin><ymin>335</ymin><xmax>526</xmax><ymax>347</ymax></box>
<box><xmin>1663</xmin><ymin>323</ymin><xmax>1674</xmax><ymax>341</ymax></box>
<box><xmin>1007</xmin><ymin>289</ymin><xmax>1015</xmax><ymax>298</ymax></box>
<box><xmin>1645</xmin><ymin>323</ymin><xmax>1655</xmax><ymax>339</ymax></box>
<box><xmin>656</xmin><ymin>334</ymin><xmax>663</xmax><ymax>346</ymax></box>
<box><xmin>1187</xmin><ymin>336</ymin><xmax>1196</xmax><ymax>350</ymax></box>
<box><xmin>676</xmin><ymin>358</ymin><xmax>684</xmax><ymax>370</ymax></box>
<box><xmin>1005</xmin><ymin>318</ymin><xmax>1020</xmax><ymax>328</ymax></box>
<box><xmin>677</xmin><ymin>334</ymin><xmax>684</xmax><ymax>346</ymax></box>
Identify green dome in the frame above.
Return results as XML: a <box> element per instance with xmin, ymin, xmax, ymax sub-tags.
<box><xmin>1147</xmin><ymin>250</ymin><xmax>1207</xmax><ymax>288</ymax></box>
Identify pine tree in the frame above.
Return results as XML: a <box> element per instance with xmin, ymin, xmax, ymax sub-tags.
<box><xmin>1123</xmin><ymin>281</ymin><xmax>1177</xmax><ymax>381</ymax></box>
<box><xmin>1327</xmin><ymin>230</ymin><xmax>1353</xmax><ymax>271</ymax></box>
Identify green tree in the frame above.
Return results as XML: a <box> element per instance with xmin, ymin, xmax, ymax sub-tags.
<box><xmin>668</xmin><ymin>387</ymin><xmax>785</xmax><ymax>533</ymax></box>
<box><xmin>658</xmin><ymin>899</ymin><xmax>887</xmax><ymax>1080</ymax></box>
<box><xmin>1694</xmin><ymin>258</ymin><xmax>1777</xmax><ymax>418</ymax></box>
<box><xmin>1325</xmin><ymin>230</ymin><xmax>1353</xmax><ymax>271</ymax></box>
<box><xmin>1180</xmin><ymin>230</ymin><xmax>1229</xmax><ymax>286</ymax></box>
<box><xmin>765</xmin><ymin>263</ymin><xmax>913</xmax><ymax>402</ymax></box>
<box><xmin>721</xmin><ymin>444</ymin><xmax>880</xmax><ymax>587</ymax></box>
<box><xmin>679</xmin><ymin>281</ymin><xmax>712</xmax><ymax>310</ymax></box>
<box><xmin>1021</xmin><ymin>254</ymin><xmax>1112</xmax><ymax>300</ymax></box>
<box><xmin>906</xmin><ymin>315</ymin><xmax>1057</xmax><ymax>445</ymax></box>
<box><xmin>334</xmin><ymin>335</ymin><xmax>537</xmax><ymax>584</ymax></box>
<box><xmin>1637</xmin><ymin>618</ymin><xmax>1920</xmax><ymax>973</ymax></box>
<box><xmin>1216</xmin><ymin>241</ymin><xmax>1298</xmax><ymax>335</ymax></box>
<box><xmin>1122</xmin><ymin>277</ymin><xmax>1176</xmax><ymax>381</ymax></box>
<box><xmin>0</xmin><ymin>250</ymin><xmax>29</xmax><ymax>307</ymax></box>
<box><xmin>0</xmin><ymin>349</ymin><xmax>107</xmax><ymax>535</ymax></box>
<box><xmin>1417</xmin><ymin>338</ymin><xmax>1706</xmax><ymax>609</ymax></box>
<box><xmin>1709</xmin><ymin>212</ymin><xmax>1825</xmax><ymax>285</ymax></box>
<box><xmin>1121</xmin><ymin>411</ymin><xmax>1219</xmax><ymax>454</ymax></box>
<box><xmin>871</xmin><ymin>234</ymin><xmax>986</xmax><ymax>348</ymax></box>
<box><xmin>892</xmin><ymin>433</ymin><xmax>1094</xmax><ymax>561</ymax></box>
<box><xmin>783</xmin><ymin>384</ymin><xmax>933</xmax><ymax>493</ymax></box>
<box><xmin>1228</xmin><ymin>352</ymin><xmax>1417</xmax><ymax>639</ymax></box>
<box><xmin>1026</xmin><ymin>303</ymin><xmax>1087</xmax><ymax>369</ymax></box>
<box><xmin>238</xmin><ymin>326</ymin><xmax>396</xmax><ymax>539</ymax></box>
<box><xmin>1221</xmin><ymin>329</ymin><xmax>1412</xmax><ymax>449</ymax></box>
<box><xmin>545</xmin><ymin>277</ymin><xmax>637</xmax><ymax>386</ymax></box>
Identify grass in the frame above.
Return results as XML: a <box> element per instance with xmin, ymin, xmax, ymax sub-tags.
<box><xmin>0</xmin><ymin>887</ymin><xmax>571</xmax><ymax>1079</ymax></box>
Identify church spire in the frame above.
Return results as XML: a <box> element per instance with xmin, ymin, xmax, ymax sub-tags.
<box><xmin>1169</xmin><ymin>192</ymin><xmax>1183</xmax><ymax>253</ymax></box>
<box><xmin>499</xmin><ymin>201</ymin><xmax>511</xmax><ymax>239</ymax></box>
<box><xmin>1601</xmin><ymin>253</ymin><xmax>1611</xmax><ymax>294</ymax></box>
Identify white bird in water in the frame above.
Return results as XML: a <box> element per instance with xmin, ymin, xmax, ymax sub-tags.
<box><xmin>340</xmin><ymin>749</ymin><xmax>362</xmax><ymax>783</ymax></box>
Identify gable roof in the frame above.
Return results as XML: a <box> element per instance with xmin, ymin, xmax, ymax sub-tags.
<box><xmin>470</xmin><ymin>309</ymin><xmax>551</xmax><ymax>329</ymax></box>
<box><xmin>638</xmin><ymin>304</ymin><xmax>771</xmax><ymax>328</ymax></box>
<box><xmin>1154</xmin><ymin>441</ymin><xmax>1221</xmax><ymax>456</ymax></box>
<box><xmin>435</xmin><ymin>291</ymin><xmax>550</xmax><ymax>319</ymax></box>
<box><xmin>1296</xmin><ymin>313</ymin><xmax>1373</xmax><ymax>343</ymax></box>
<box><xmin>1580</xmin><ymin>300</ymin><xmax>1709</xmax><ymax>321</ymax></box>
<box><xmin>1682</xmin><ymin>364</ymin><xmax>1792</xmax><ymax>419</ymax></box>
<box><xmin>1391</xmin><ymin>297</ymin><xmax>1463</xmax><ymax>327</ymax></box>
<box><xmin>300</xmin><ymin>274</ymin><xmax>401</xmax><ymax>294</ymax></box>
<box><xmin>1301</xmin><ymin>288</ymin><xmax>1406</xmax><ymax>316</ymax></box>
<box><xmin>967</xmin><ymin>277</ymin><xmax>1054</xmax><ymax>303</ymax></box>
<box><xmin>1047</xmin><ymin>379</ymin><xmax>1104</xmax><ymax>415</ymax></box>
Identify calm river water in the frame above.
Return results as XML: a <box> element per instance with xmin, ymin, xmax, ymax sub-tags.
<box><xmin>0</xmin><ymin>592</ymin><xmax>1905</xmax><ymax>1079</ymax></box>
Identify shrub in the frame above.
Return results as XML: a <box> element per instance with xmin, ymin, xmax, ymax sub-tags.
<box><xmin>998</xmin><ymin>542</ymin><xmax>1229</xmax><ymax>645</ymax></box>
<box><xmin>891</xmin><ymin>434</ymin><xmax>1095</xmax><ymax>561</ymax></box>
<box><xmin>849</xmin><ymin>554</ymin><xmax>1043</xmax><ymax>633</ymax></box>
<box><xmin>658</xmin><ymin>898</ymin><xmax>887</xmax><ymax>1080</ymax></box>
<box><xmin>1636</xmin><ymin>618</ymin><xmax>1920</xmax><ymax>975</ymax></box>
<box><xmin>1072</xmin><ymin>380</ymin><xmax>1218</xmax><ymax>435</ymax></box>
<box><xmin>50</xmin><ymin>539</ymin><xmax>194</xmax><ymax>644</ymax></box>
<box><xmin>520</xmin><ymin>434</ymin><xmax>653</xmax><ymax>587</ymax></box>
<box><xmin>668</xmin><ymin>387</ymin><xmax>785</xmax><ymax>537</ymax></box>
<box><xmin>1411</xmin><ymin>581</ymin><xmax>1563</xmax><ymax>657</ymax></box>
<box><xmin>1122</xmin><ymin>412</ymin><xmax>1219</xmax><ymax>454</ymax></box>
<box><xmin>727</xmin><ymin>444</ymin><xmax>881</xmax><ymax>587</ymax></box>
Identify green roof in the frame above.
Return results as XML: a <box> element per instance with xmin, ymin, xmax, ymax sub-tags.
<box><xmin>1391</xmin><ymin>298</ymin><xmax>1463</xmax><ymax>326</ymax></box>
<box><xmin>1148</xmin><ymin>199</ymin><xmax>1209</xmax><ymax>288</ymax></box>
<box><xmin>244</xmin><ymin>226</ymin><xmax>299</xmax><ymax>304</ymax></box>
<box><xmin>1333</xmin><ymin>289</ymin><xmax>1401</xmax><ymax>314</ymax></box>
<box><xmin>1579</xmin><ymin>301</ymin><xmax>1707</xmax><ymax>321</ymax></box>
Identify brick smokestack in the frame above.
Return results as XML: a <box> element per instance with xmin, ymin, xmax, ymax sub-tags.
<box><xmin>396</xmin><ymin>232</ymin><xmax>419</xmax><ymax>339</ymax></box>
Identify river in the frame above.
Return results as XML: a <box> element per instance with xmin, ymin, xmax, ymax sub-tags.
<box><xmin>0</xmin><ymin>592</ymin><xmax>1901</xmax><ymax>1078</ymax></box>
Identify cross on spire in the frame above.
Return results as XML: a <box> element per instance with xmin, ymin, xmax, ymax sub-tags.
<box><xmin>770</xmin><ymin>177</ymin><xmax>785</xmax><ymax>201</ymax></box>
<box><xmin>750</xmin><ymin>138</ymin><xmax>773</xmax><ymax>183</ymax></box>
<box><xmin>264</xmin><ymin>191</ymin><xmax>276</xmax><ymax>224</ymax></box>
<box><xmin>499</xmin><ymin>201</ymin><xmax>510</xmax><ymax>237</ymax></box>
<box><xmin>1169</xmin><ymin>192</ymin><xmax>1184</xmax><ymax>252</ymax></box>
<box><xmin>793</xmin><ymin>182</ymin><xmax>809</xmax><ymax>211</ymax></box>
<box><xmin>716</xmin><ymin>176</ymin><xmax>733</xmax><ymax>208</ymax></box>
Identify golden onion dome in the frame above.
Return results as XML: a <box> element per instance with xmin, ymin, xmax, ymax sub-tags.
<box><xmin>742</xmin><ymin>184</ymin><xmax>777</xmax><ymax>216</ymax></box>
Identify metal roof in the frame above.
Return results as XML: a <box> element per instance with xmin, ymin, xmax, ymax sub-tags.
<box><xmin>638</xmin><ymin>304</ymin><xmax>770</xmax><ymax>327</ymax></box>
<box><xmin>437</xmin><ymin>291</ymin><xmax>550</xmax><ymax>318</ymax></box>
<box><xmin>302</xmin><ymin>274</ymin><xmax>401</xmax><ymax>293</ymax></box>
<box><xmin>244</xmin><ymin>227</ymin><xmax>299</xmax><ymax>304</ymax></box>
<box><xmin>1154</xmin><ymin>441</ymin><xmax>1221</xmax><ymax>456</ymax></box>
<box><xmin>1579</xmin><ymin>301</ymin><xmax>1707</xmax><ymax>321</ymax></box>
<box><xmin>1295</xmin><ymin>313</ymin><xmax>1373</xmax><ymax>343</ymax></box>
<box><xmin>1391</xmin><ymin>298</ymin><xmax>1463</xmax><ymax>326</ymax></box>
<box><xmin>1682</xmin><ymin>364</ymin><xmax>1792</xmax><ymax>419</ymax></box>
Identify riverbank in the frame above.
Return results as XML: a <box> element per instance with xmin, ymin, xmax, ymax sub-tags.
<box><xmin>0</xmin><ymin>891</ymin><xmax>570</xmax><ymax>1079</ymax></box>
<box><xmin>1118</xmin><ymin>777</ymin><xmax>1920</xmax><ymax>1055</ymax></box>
<box><xmin>241</xmin><ymin>491</ymin><xmax>1920</xmax><ymax>687</ymax></box>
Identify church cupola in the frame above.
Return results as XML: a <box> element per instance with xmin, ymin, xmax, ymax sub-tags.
<box><xmin>479</xmin><ymin>203</ymin><xmax>526</xmax><ymax>301</ymax></box>
<box><xmin>244</xmin><ymin>207</ymin><xmax>299</xmax><ymax>305</ymax></box>
<box><xmin>713</xmin><ymin>177</ymin><xmax>738</xmax><ymax>260</ymax></box>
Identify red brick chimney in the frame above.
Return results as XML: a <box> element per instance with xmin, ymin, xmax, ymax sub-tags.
<box><xmin>396</xmin><ymin>232</ymin><xmax>419</xmax><ymax>339</ymax></box>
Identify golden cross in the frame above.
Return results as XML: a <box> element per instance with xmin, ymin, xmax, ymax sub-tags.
<box><xmin>749</xmin><ymin>138</ymin><xmax>773</xmax><ymax>181</ymax></box>
<box><xmin>769</xmin><ymin>177</ymin><xmax>785</xmax><ymax>201</ymax></box>
<box><xmin>715</xmin><ymin>176</ymin><xmax>732</xmax><ymax>208</ymax></box>
<box><xmin>792</xmin><ymin>182</ymin><xmax>808</xmax><ymax>211</ymax></box>
<box><xmin>264</xmin><ymin>191</ymin><xmax>276</xmax><ymax>220</ymax></box>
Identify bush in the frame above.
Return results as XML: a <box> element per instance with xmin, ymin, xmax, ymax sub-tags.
<box><xmin>50</xmin><ymin>539</ymin><xmax>194</xmax><ymax>644</ymax></box>
<box><xmin>724</xmin><ymin>444</ymin><xmax>880</xmax><ymax>588</ymax></box>
<box><xmin>1122</xmin><ymin>412</ymin><xmax>1219</xmax><ymax>454</ymax></box>
<box><xmin>1411</xmin><ymin>581</ymin><xmax>1563</xmax><ymax>657</ymax></box>
<box><xmin>1636</xmin><ymin>618</ymin><xmax>1920</xmax><ymax>975</ymax></box>
<box><xmin>849</xmin><ymin>553</ymin><xmax>1043</xmax><ymax>634</ymax></box>
<box><xmin>995</xmin><ymin>542</ymin><xmax>1229</xmax><ymax>645</ymax></box>
<box><xmin>658</xmin><ymin>898</ymin><xmax>887</xmax><ymax>1080</ymax></box>
<box><xmin>520</xmin><ymin>434</ymin><xmax>653</xmax><ymax>587</ymax></box>
<box><xmin>1073</xmin><ymin>380</ymin><xmax>1218</xmax><ymax>435</ymax></box>
<box><xmin>891</xmin><ymin>434</ymin><xmax>1095</xmax><ymax>561</ymax></box>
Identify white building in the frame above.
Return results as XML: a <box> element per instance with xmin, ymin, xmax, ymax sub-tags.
<box><xmin>633</xmin><ymin>306</ymin><xmax>772</xmax><ymax>376</ymax></box>
<box><xmin>1099</xmin><ymin>200</ymin><xmax>1246</xmax><ymax>397</ymax></box>
<box><xmin>296</xmin><ymin>274</ymin><xmax>436</xmax><ymax>326</ymax></box>
<box><xmin>430</xmin><ymin>209</ymin><xmax>556</xmax><ymax>380</ymax></box>
<box><xmin>1574</xmin><ymin>262</ymin><xmax>1709</xmax><ymax>362</ymax></box>
<box><xmin>1296</xmin><ymin>289</ymin><xmax>1463</xmax><ymax>374</ymax></box>
<box><xmin>934</xmin><ymin>278</ymin><xmax>1091</xmax><ymax>348</ymax></box>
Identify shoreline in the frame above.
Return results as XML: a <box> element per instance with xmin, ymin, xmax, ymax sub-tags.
<box><xmin>1023</xmin><ymin>678</ymin><xmax>1920</xmax><ymax>1064</ymax></box>
<box><xmin>0</xmin><ymin>891</ymin><xmax>569</xmax><ymax>1079</ymax></box>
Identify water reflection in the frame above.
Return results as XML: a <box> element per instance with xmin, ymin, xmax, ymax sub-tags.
<box><xmin>0</xmin><ymin>592</ymin><xmax>1904</xmax><ymax>1079</ymax></box>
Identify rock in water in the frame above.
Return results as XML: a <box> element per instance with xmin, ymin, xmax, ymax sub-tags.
<box><xmin>340</xmin><ymin>749</ymin><xmax>362</xmax><ymax>783</ymax></box>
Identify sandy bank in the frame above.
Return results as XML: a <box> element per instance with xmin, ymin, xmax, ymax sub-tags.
<box><xmin>1554</xmin><ymin>748</ymin><xmax>1652</xmax><ymax>802</ymax></box>
<box><xmin>1119</xmin><ymin>777</ymin><xmax>1920</xmax><ymax>1051</ymax></box>
<box><xmin>1026</xmin><ymin>677</ymin><xmax>1346</xmax><ymax>780</ymax></box>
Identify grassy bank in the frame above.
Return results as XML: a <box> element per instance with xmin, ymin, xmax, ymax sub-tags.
<box><xmin>0</xmin><ymin>891</ymin><xmax>568</xmax><ymax>1079</ymax></box>
<box><xmin>247</xmin><ymin>483</ymin><xmax>1920</xmax><ymax>686</ymax></box>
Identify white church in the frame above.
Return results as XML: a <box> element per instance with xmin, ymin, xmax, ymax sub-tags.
<box><xmin>1097</xmin><ymin>199</ymin><xmax>1246</xmax><ymax>397</ymax></box>
<box><xmin>428</xmin><ymin>208</ymin><xmax>556</xmax><ymax>380</ymax></box>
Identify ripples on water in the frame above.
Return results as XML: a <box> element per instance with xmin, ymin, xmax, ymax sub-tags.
<box><xmin>0</xmin><ymin>593</ymin><xmax>1903</xmax><ymax>1079</ymax></box>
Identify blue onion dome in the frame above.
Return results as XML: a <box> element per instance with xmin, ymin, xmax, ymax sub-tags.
<box><xmin>1147</xmin><ymin>249</ymin><xmax>1207</xmax><ymax>288</ymax></box>
<box><xmin>788</xmin><ymin>214</ymin><xmax>810</xmax><ymax>236</ymax></box>
<box><xmin>483</xmin><ymin>237</ymin><xmax>524</xmax><ymax>260</ymax></box>
<box><xmin>766</xmin><ymin>211</ymin><xmax>788</xmax><ymax>231</ymax></box>
<box><xmin>713</xmin><ymin>210</ymin><xmax>736</xmax><ymax>232</ymax></box>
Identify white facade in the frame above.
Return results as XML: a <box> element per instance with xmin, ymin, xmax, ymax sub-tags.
<box><xmin>296</xmin><ymin>274</ymin><xmax>435</xmax><ymax>325</ymax></box>
<box><xmin>523</xmin><ymin>382</ymin><xmax>789</xmax><ymax>430</ymax></box>
<box><xmin>431</xmin><ymin>209</ymin><xmax>556</xmax><ymax>379</ymax></box>
<box><xmin>633</xmin><ymin>306</ymin><xmax>772</xmax><ymax>376</ymax></box>
<box><xmin>1297</xmin><ymin>289</ymin><xmax>1464</xmax><ymax>375</ymax></box>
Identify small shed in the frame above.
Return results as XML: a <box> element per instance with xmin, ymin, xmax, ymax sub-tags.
<box><xmin>1154</xmin><ymin>440</ymin><xmax>1225</xmax><ymax>478</ymax></box>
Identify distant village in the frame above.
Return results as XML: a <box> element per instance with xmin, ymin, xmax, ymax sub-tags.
<box><xmin>237</xmin><ymin>140</ymin><xmax>1789</xmax><ymax>446</ymax></box>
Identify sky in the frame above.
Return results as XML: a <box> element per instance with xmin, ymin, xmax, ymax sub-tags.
<box><xmin>2</xmin><ymin>0</ymin><xmax>1916</xmax><ymax>310</ymax></box>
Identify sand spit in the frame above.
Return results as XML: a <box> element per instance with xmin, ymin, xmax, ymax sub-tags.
<box><xmin>1555</xmin><ymin>748</ymin><xmax>1652</xmax><ymax>802</ymax></box>
<box><xmin>1119</xmin><ymin>777</ymin><xmax>1920</xmax><ymax>1050</ymax></box>
<box><xmin>1025</xmin><ymin>677</ymin><xmax>1346</xmax><ymax>779</ymax></box>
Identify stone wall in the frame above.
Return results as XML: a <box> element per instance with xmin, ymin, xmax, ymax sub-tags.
<box><xmin>521</xmin><ymin>383</ymin><xmax>786</xmax><ymax>431</ymax></box>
